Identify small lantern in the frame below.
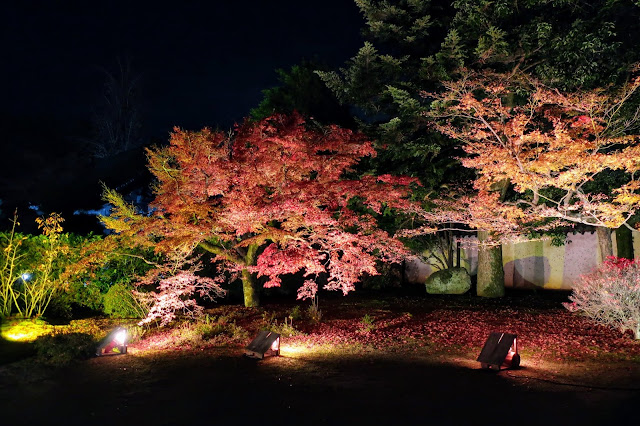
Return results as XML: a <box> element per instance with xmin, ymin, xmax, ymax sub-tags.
<box><xmin>244</xmin><ymin>330</ymin><xmax>280</xmax><ymax>359</ymax></box>
<box><xmin>477</xmin><ymin>332</ymin><xmax>520</xmax><ymax>371</ymax></box>
<box><xmin>96</xmin><ymin>327</ymin><xmax>128</xmax><ymax>356</ymax></box>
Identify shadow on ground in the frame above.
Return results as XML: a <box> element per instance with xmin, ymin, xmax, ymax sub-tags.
<box><xmin>0</xmin><ymin>338</ymin><xmax>35</xmax><ymax>365</ymax></box>
<box><xmin>1</xmin><ymin>347</ymin><xmax>638</xmax><ymax>426</ymax></box>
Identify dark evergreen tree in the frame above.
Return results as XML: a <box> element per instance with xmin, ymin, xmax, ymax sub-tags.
<box><xmin>318</xmin><ymin>0</ymin><xmax>640</xmax><ymax>291</ymax></box>
<box><xmin>250</xmin><ymin>60</ymin><xmax>354</xmax><ymax>127</ymax></box>
<box><xmin>319</xmin><ymin>0</ymin><xmax>640</xmax><ymax>180</ymax></box>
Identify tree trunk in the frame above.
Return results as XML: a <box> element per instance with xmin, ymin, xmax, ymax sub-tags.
<box><xmin>477</xmin><ymin>231</ymin><xmax>505</xmax><ymax>298</ymax></box>
<box><xmin>615</xmin><ymin>225</ymin><xmax>634</xmax><ymax>260</ymax></box>
<box><xmin>241</xmin><ymin>243</ymin><xmax>261</xmax><ymax>307</ymax></box>
<box><xmin>241</xmin><ymin>269</ymin><xmax>260</xmax><ymax>307</ymax></box>
<box><xmin>596</xmin><ymin>227</ymin><xmax>614</xmax><ymax>262</ymax></box>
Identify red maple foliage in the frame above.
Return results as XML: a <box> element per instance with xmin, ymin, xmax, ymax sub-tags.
<box><xmin>101</xmin><ymin>113</ymin><xmax>418</xmax><ymax>319</ymax></box>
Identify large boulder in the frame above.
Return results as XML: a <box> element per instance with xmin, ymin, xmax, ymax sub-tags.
<box><xmin>425</xmin><ymin>267</ymin><xmax>471</xmax><ymax>295</ymax></box>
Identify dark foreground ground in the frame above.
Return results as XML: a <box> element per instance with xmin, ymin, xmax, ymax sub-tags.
<box><xmin>1</xmin><ymin>346</ymin><xmax>639</xmax><ymax>426</ymax></box>
<box><xmin>1</xmin><ymin>291</ymin><xmax>639</xmax><ymax>425</ymax></box>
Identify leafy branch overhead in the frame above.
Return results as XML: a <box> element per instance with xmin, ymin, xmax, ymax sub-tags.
<box><xmin>422</xmin><ymin>69</ymin><xmax>640</xmax><ymax>239</ymax></box>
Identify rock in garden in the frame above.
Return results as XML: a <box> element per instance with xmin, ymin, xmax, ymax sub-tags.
<box><xmin>425</xmin><ymin>267</ymin><xmax>471</xmax><ymax>295</ymax></box>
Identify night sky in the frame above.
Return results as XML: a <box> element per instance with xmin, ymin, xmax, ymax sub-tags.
<box><xmin>1</xmin><ymin>1</ymin><xmax>364</xmax><ymax>231</ymax></box>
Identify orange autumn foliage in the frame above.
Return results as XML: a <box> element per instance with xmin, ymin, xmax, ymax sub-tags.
<box><xmin>423</xmin><ymin>69</ymin><xmax>640</xmax><ymax>237</ymax></box>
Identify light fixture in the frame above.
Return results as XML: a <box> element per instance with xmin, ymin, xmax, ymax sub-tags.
<box><xmin>96</xmin><ymin>327</ymin><xmax>129</xmax><ymax>356</ymax></box>
<box><xmin>244</xmin><ymin>330</ymin><xmax>280</xmax><ymax>359</ymax></box>
<box><xmin>477</xmin><ymin>332</ymin><xmax>520</xmax><ymax>371</ymax></box>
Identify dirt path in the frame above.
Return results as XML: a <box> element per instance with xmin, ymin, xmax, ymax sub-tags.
<box><xmin>1</xmin><ymin>347</ymin><xmax>638</xmax><ymax>426</ymax></box>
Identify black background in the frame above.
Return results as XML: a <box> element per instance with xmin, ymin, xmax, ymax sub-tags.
<box><xmin>1</xmin><ymin>1</ymin><xmax>363</xmax><ymax>232</ymax></box>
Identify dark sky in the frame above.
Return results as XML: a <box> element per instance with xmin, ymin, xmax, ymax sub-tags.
<box><xmin>1</xmin><ymin>1</ymin><xmax>364</xmax><ymax>229</ymax></box>
<box><xmin>3</xmin><ymin>0</ymin><xmax>363</xmax><ymax>132</ymax></box>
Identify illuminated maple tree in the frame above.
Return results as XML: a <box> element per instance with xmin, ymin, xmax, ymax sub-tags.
<box><xmin>101</xmin><ymin>113</ymin><xmax>416</xmax><ymax>310</ymax></box>
<box><xmin>425</xmin><ymin>69</ymin><xmax>640</xmax><ymax>258</ymax></box>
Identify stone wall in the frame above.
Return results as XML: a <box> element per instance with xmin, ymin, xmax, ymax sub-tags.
<box><xmin>404</xmin><ymin>230</ymin><xmax>640</xmax><ymax>290</ymax></box>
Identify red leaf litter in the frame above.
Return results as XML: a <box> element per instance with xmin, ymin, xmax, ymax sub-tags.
<box><xmin>261</xmin><ymin>292</ymin><xmax>640</xmax><ymax>362</ymax></box>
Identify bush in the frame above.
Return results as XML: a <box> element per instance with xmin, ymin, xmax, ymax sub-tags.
<box><xmin>103</xmin><ymin>283</ymin><xmax>147</xmax><ymax>319</ymax></box>
<box><xmin>1</xmin><ymin>213</ymin><xmax>74</xmax><ymax>319</ymax></box>
<box><xmin>307</xmin><ymin>303</ymin><xmax>322</xmax><ymax>323</ymax></box>
<box><xmin>289</xmin><ymin>305</ymin><xmax>303</xmax><ymax>321</ymax></box>
<box><xmin>162</xmin><ymin>316</ymin><xmax>249</xmax><ymax>348</ymax></box>
<box><xmin>269</xmin><ymin>317</ymin><xmax>300</xmax><ymax>337</ymax></box>
<box><xmin>0</xmin><ymin>214</ymin><xmax>109</xmax><ymax>320</ymax></box>
<box><xmin>565</xmin><ymin>257</ymin><xmax>640</xmax><ymax>339</ymax></box>
<box><xmin>65</xmin><ymin>245</ymin><xmax>158</xmax><ymax>317</ymax></box>
<box><xmin>46</xmin><ymin>279</ymin><xmax>105</xmax><ymax>319</ymax></box>
<box><xmin>33</xmin><ymin>332</ymin><xmax>96</xmax><ymax>365</ymax></box>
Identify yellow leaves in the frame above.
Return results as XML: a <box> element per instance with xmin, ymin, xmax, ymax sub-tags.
<box><xmin>35</xmin><ymin>213</ymin><xmax>64</xmax><ymax>237</ymax></box>
<box><xmin>98</xmin><ymin>186</ymin><xmax>147</xmax><ymax>236</ymax></box>
<box><xmin>617</xmin><ymin>193</ymin><xmax>640</xmax><ymax>210</ymax></box>
<box><xmin>613</xmin><ymin>181</ymin><xmax>640</xmax><ymax>208</ymax></box>
<box><xmin>612</xmin><ymin>143</ymin><xmax>640</xmax><ymax>171</ymax></box>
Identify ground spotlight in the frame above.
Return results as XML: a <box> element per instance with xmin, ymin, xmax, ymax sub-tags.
<box><xmin>96</xmin><ymin>326</ymin><xmax>129</xmax><ymax>356</ymax></box>
<box><xmin>477</xmin><ymin>332</ymin><xmax>520</xmax><ymax>371</ymax></box>
<box><xmin>244</xmin><ymin>330</ymin><xmax>280</xmax><ymax>360</ymax></box>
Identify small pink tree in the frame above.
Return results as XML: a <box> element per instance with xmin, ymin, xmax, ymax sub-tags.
<box><xmin>565</xmin><ymin>257</ymin><xmax>640</xmax><ymax>339</ymax></box>
<box><xmin>136</xmin><ymin>271</ymin><xmax>227</xmax><ymax>327</ymax></box>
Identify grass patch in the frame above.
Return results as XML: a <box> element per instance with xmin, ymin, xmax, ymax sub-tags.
<box><xmin>1</xmin><ymin>318</ymin><xmax>54</xmax><ymax>342</ymax></box>
<box><xmin>138</xmin><ymin>315</ymin><xmax>251</xmax><ymax>350</ymax></box>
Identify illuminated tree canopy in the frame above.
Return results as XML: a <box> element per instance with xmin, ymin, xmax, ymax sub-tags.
<box><xmin>423</xmin><ymin>70</ymin><xmax>640</xmax><ymax>248</ymax></box>
<box><xmin>101</xmin><ymin>113</ymin><xmax>417</xmax><ymax>310</ymax></box>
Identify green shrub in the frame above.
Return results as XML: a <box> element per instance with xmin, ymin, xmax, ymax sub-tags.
<box><xmin>289</xmin><ymin>305</ymin><xmax>303</xmax><ymax>321</ymax></box>
<box><xmin>361</xmin><ymin>314</ymin><xmax>375</xmax><ymax>333</ymax></box>
<box><xmin>307</xmin><ymin>303</ymin><xmax>322</xmax><ymax>323</ymax></box>
<box><xmin>47</xmin><ymin>279</ymin><xmax>104</xmax><ymax>319</ymax></box>
<box><xmin>169</xmin><ymin>322</ymin><xmax>207</xmax><ymax>347</ymax></box>
<box><xmin>125</xmin><ymin>324</ymin><xmax>146</xmax><ymax>343</ymax></box>
<box><xmin>260</xmin><ymin>310</ymin><xmax>302</xmax><ymax>337</ymax></box>
<box><xmin>269</xmin><ymin>317</ymin><xmax>300</xmax><ymax>337</ymax></box>
<box><xmin>362</xmin><ymin>314</ymin><xmax>374</xmax><ymax>325</ymax></box>
<box><xmin>103</xmin><ymin>283</ymin><xmax>146</xmax><ymax>319</ymax></box>
<box><xmin>69</xmin><ymin>246</ymin><xmax>158</xmax><ymax>316</ymax></box>
<box><xmin>33</xmin><ymin>332</ymin><xmax>96</xmax><ymax>365</ymax></box>
<box><xmin>70</xmin><ymin>280</ymin><xmax>104</xmax><ymax>312</ymax></box>
<box><xmin>261</xmin><ymin>310</ymin><xmax>276</xmax><ymax>325</ymax></box>
<box><xmin>1</xmin><ymin>214</ymin><xmax>78</xmax><ymax>319</ymax></box>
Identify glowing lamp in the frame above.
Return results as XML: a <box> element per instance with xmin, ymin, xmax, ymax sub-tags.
<box><xmin>96</xmin><ymin>327</ymin><xmax>129</xmax><ymax>356</ymax></box>
<box><xmin>244</xmin><ymin>330</ymin><xmax>280</xmax><ymax>359</ymax></box>
<box><xmin>477</xmin><ymin>332</ymin><xmax>520</xmax><ymax>371</ymax></box>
